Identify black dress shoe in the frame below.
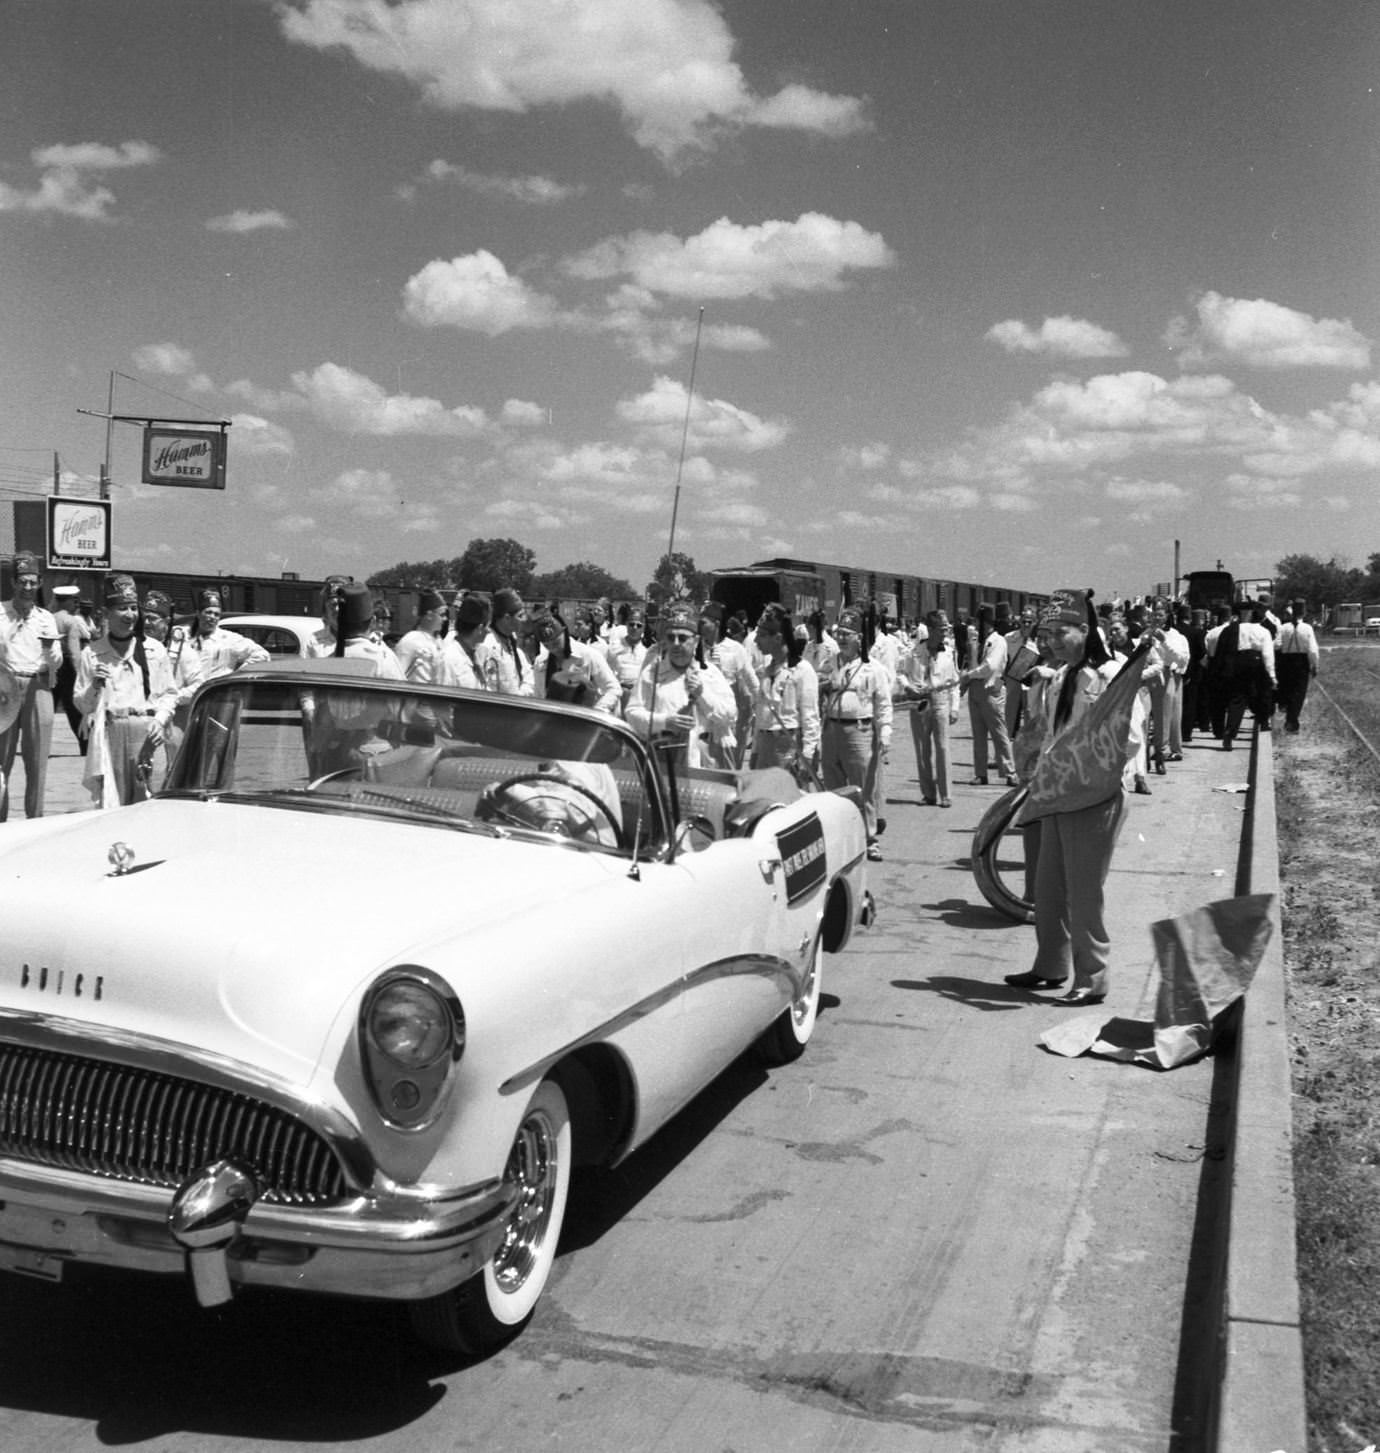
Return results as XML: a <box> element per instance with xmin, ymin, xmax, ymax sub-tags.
<box><xmin>1004</xmin><ymin>970</ymin><xmax>1067</xmax><ymax>989</ymax></box>
<box><xmin>1058</xmin><ymin>987</ymin><xmax>1106</xmax><ymax>1006</ymax></box>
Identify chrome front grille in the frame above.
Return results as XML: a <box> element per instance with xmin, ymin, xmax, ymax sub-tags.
<box><xmin>0</xmin><ymin>1044</ymin><xmax>348</xmax><ymax>1206</ymax></box>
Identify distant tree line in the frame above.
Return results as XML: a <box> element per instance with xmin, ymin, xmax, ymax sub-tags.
<box><xmin>367</xmin><ymin>537</ymin><xmax>712</xmax><ymax>607</ymax></box>
<box><xmin>1272</xmin><ymin>552</ymin><xmax>1380</xmax><ymax>614</ymax></box>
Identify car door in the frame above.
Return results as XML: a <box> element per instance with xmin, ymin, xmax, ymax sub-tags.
<box><xmin>659</xmin><ymin>794</ymin><xmax>832</xmax><ymax>1088</ymax></box>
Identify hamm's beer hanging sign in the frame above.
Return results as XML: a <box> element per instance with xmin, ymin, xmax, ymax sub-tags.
<box><xmin>141</xmin><ymin>426</ymin><xmax>227</xmax><ymax>489</ymax></box>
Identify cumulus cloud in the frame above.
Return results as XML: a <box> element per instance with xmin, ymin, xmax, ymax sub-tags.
<box><xmin>746</xmin><ymin>84</ymin><xmax>870</xmax><ymax>138</ymax></box>
<box><xmin>275</xmin><ymin>0</ymin><xmax>868</xmax><ymax>160</ymax></box>
<box><xmin>565</xmin><ymin>212</ymin><xmax>894</xmax><ymax>299</ymax></box>
<box><xmin>501</xmin><ymin>398</ymin><xmax>548</xmax><ymax>427</ymax></box>
<box><xmin>840</xmin><ymin>443</ymin><xmax>892</xmax><ymax>470</ymax></box>
<box><xmin>881</xmin><ymin>368</ymin><xmax>1380</xmax><ymax>526</ymax></box>
<box><xmin>130</xmin><ymin>340</ymin><xmax>219</xmax><ymax>395</ymax></box>
<box><xmin>616</xmin><ymin>375</ymin><xmax>788</xmax><ymax>452</ymax></box>
<box><xmin>497</xmin><ymin>436</ymin><xmax>708</xmax><ymax>517</ymax></box>
<box><xmin>206</xmin><ymin>209</ymin><xmax>294</xmax><ymax>233</ymax></box>
<box><xmin>986</xmin><ymin>315</ymin><xmax>1128</xmax><ymax>359</ymax></box>
<box><xmin>312</xmin><ymin>468</ymin><xmax>400</xmax><ymax>518</ymax></box>
<box><xmin>410</xmin><ymin>160</ymin><xmax>583</xmax><ymax>205</ymax></box>
<box><xmin>594</xmin><ymin>287</ymin><xmax>772</xmax><ymax>363</ymax></box>
<box><xmin>1166</xmin><ymin>291</ymin><xmax>1372</xmax><ymax>370</ymax></box>
<box><xmin>526</xmin><ymin>441</ymin><xmax>664</xmax><ymax>496</ymax></box>
<box><xmin>400</xmin><ymin>503</ymin><xmax>444</xmax><ymax>533</ymax></box>
<box><xmin>0</xmin><ymin>140</ymin><xmax>161</xmax><ymax>220</ymax></box>
<box><xmin>401</xmin><ymin>253</ymin><xmax>775</xmax><ymax>359</ymax></box>
<box><xmin>402</xmin><ymin>251</ymin><xmax>561</xmax><ymax>334</ymax></box>
<box><xmin>291</xmin><ymin>362</ymin><xmax>490</xmax><ymax>436</ymax></box>
<box><xmin>224</xmin><ymin>378</ymin><xmax>309</xmax><ymax>412</ymax></box>
<box><xmin>229</xmin><ymin>414</ymin><xmax>295</xmax><ymax>459</ymax></box>
<box><xmin>132</xmin><ymin>341</ymin><xmax>199</xmax><ymax>377</ymax></box>
<box><xmin>486</xmin><ymin>498</ymin><xmax>569</xmax><ymax>530</ymax></box>
<box><xmin>1104</xmin><ymin>478</ymin><xmax>1190</xmax><ymax>506</ymax></box>
<box><xmin>1104</xmin><ymin>476</ymin><xmax>1189</xmax><ymax>523</ymax></box>
<box><xmin>1223</xmin><ymin>473</ymin><xmax>1305</xmax><ymax>510</ymax></box>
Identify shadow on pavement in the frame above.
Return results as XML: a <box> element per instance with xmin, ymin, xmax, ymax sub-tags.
<box><xmin>891</xmin><ymin>973</ymin><xmax>1030</xmax><ymax>1012</ymax></box>
<box><xmin>920</xmin><ymin>895</ymin><xmax>1018</xmax><ymax>931</ymax></box>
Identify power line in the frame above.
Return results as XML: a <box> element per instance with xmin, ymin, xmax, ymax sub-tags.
<box><xmin>112</xmin><ymin>369</ymin><xmax>222</xmax><ymax>420</ymax></box>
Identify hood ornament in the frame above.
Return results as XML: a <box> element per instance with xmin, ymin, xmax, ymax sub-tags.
<box><xmin>108</xmin><ymin>841</ymin><xmax>135</xmax><ymax>876</ymax></box>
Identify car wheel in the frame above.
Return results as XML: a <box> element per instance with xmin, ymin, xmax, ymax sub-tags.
<box><xmin>757</xmin><ymin>932</ymin><xmax>822</xmax><ymax>1065</ymax></box>
<box><xmin>409</xmin><ymin>1077</ymin><xmax>572</xmax><ymax>1356</ymax></box>
<box><xmin>971</xmin><ymin>784</ymin><xmax>1035</xmax><ymax>924</ymax></box>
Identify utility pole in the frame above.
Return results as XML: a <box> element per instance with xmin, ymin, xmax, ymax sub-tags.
<box><xmin>100</xmin><ymin>371</ymin><xmax>114</xmax><ymax>499</ymax></box>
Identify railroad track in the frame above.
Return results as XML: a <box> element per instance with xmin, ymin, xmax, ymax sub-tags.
<box><xmin>1314</xmin><ymin>645</ymin><xmax>1380</xmax><ymax>769</ymax></box>
<box><xmin>1314</xmin><ymin>678</ymin><xmax>1380</xmax><ymax>768</ymax></box>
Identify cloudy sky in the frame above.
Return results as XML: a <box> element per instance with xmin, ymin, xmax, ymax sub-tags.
<box><xmin>2</xmin><ymin>0</ymin><xmax>1377</xmax><ymax>598</ymax></box>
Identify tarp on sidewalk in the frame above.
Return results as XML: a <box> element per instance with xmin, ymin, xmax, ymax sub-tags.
<box><xmin>1039</xmin><ymin>893</ymin><xmax>1275</xmax><ymax>1069</ymax></box>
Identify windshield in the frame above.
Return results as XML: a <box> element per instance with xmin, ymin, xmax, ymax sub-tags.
<box><xmin>168</xmin><ymin>674</ymin><xmax>665</xmax><ymax>856</ymax></box>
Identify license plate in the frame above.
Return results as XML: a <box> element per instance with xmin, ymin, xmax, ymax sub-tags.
<box><xmin>0</xmin><ymin>1245</ymin><xmax>65</xmax><ymax>1282</ymax></box>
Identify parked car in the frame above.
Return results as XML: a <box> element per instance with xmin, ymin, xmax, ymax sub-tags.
<box><xmin>219</xmin><ymin>614</ymin><xmax>325</xmax><ymax>657</ymax></box>
<box><xmin>0</xmin><ymin>662</ymin><xmax>872</xmax><ymax>1354</ymax></box>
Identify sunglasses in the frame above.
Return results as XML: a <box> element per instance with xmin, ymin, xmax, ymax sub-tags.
<box><xmin>665</xmin><ymin>631</ymin><xmax>696</xmax><ymax>644</ymax></box>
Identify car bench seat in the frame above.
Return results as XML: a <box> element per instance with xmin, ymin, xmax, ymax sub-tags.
<box><xmin>359</xmin><ymin>745</ymin><xmax>804</xmax><ymax>844</ymax></box>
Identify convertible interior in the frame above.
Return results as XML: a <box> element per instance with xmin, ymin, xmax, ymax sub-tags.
<box><xmin>177</xmin><ymin>673</ymin><xmax>805</xmax><ymax>854</ymax></box>
<box><xmin>342</xmin><ymin>741</ymin><xmax>803</xmax><ymax>849</ymax></box>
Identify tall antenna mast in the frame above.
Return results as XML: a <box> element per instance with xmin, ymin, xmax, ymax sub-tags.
<box><xmin>665</xmin><ymin>306</ymin><xmax>704</xmax><ymax>564</ymax></box>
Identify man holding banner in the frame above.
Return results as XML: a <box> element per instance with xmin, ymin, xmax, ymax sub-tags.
<box><xmin>1004</xmin><ymin>589</ymin><xmax>1151</xmax><ymax>1006</ymax></box>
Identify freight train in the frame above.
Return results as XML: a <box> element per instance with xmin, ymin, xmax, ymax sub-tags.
<box><xmin>13</xmin><ymin>566</ymin><xmax>434</xmax><ymax>639</ymax></box>
<box><xmin>707</xmin><ymin>557</ymin><xmax>1048</xmax><ymax>628</ymax></box>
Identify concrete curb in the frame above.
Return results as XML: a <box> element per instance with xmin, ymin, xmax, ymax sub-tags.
<box><xmin>1215</xmin><ymin>730</ymin><xmax>1308</xmax><ymax>1452</ymax></box>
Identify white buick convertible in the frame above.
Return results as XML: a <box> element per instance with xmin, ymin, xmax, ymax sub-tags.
<box><xmin>0</xmin><ymin>662</ymin><xmax>871</xmax><ymax>1355</ymax></box>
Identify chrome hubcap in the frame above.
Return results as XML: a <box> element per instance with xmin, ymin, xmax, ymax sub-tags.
<box><xmin>493</xmin><ymin>1112</ymin><xmax>557</xmax><ymax>1293</ymax></box>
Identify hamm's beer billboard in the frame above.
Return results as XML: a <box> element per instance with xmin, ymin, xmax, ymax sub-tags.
<box><xmin>141</xmin><ymin>426</ymin><xmax>227</xmax><ymax>489</ymax></box>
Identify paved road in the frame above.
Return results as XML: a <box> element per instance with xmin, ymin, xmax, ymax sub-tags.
<box><xmin>0</xmin><ymin>718</ymin><xmax>1251</xmax><ymax>1451</ymax></box>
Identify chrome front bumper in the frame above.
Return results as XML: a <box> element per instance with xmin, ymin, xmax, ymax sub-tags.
<box><xmin>0</xmin><ymin>1156</ymin><xmax>517</xmax><ymax>1301</ymax></box>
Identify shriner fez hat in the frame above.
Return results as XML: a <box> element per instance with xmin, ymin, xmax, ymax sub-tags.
<box><xmin>104</xmin><ymin>573</ymin><xmax>139</xmax><ymax>606</ymax></box>
<box><xmin>336</xmin><ymin>582</ymin><xmax>375</xmax><ymax>635</ymax></box>
<box><xmin>1039</xmin><ymin>588</ymin><xmax>1096</xmax><ymax>629</ymax></box>
<box><xmin>836</xmin><ymin>606</ymin><xmax>864</xmax><ymax>634</ymax></box>
<box><xmin>661</xmin><ymin>601</ymin><xmax>697</xmax><ymax>633</ymax></box>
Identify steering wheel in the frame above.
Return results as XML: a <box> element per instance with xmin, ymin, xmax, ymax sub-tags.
<box><xmin>306</xmin><ymin>766</ymin><xmax>362</xmax><ymax>791</ymax></box>
<box><xmin>477</xmin><ymin>772</ymin><xmax>624</xmax><ymax>848</ymax></box>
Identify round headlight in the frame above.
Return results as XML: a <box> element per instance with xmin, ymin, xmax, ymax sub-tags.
<box><xmin>367</xmin><ymin>979</ymin><xmax>452</xmax><ymax>1068</ymax></box>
